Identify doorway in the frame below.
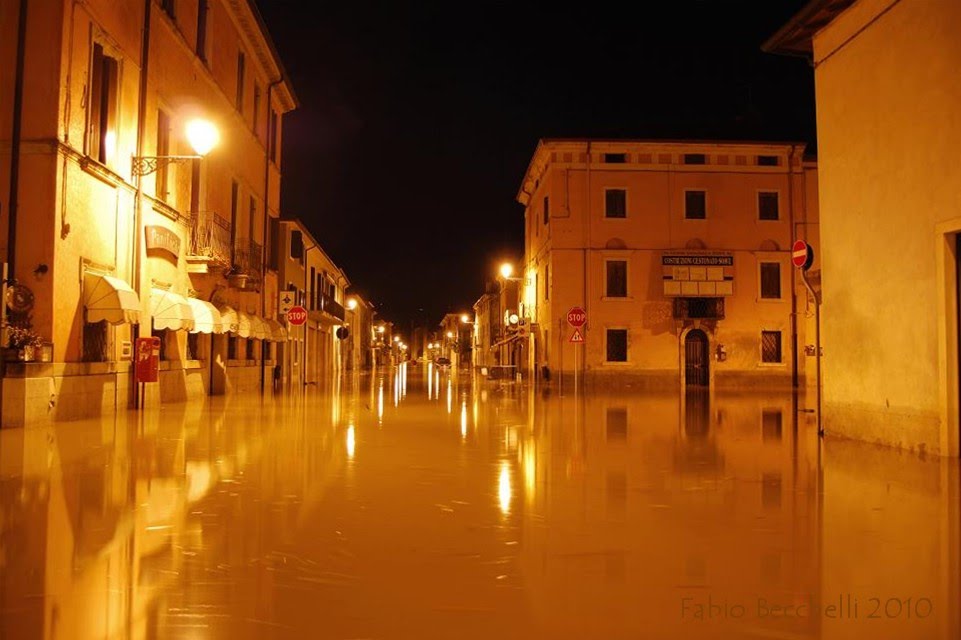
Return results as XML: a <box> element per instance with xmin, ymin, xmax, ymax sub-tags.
<box><xmin>685</xmin><ymin>329</ymin><xmax>709</xmax><ymax>387</ymax></box>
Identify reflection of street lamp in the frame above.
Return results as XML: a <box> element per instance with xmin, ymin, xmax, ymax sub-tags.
<box><xmin>131</xmin><ymin>118</ymin><xmax>219</xmax><ymax>175</ymax></box>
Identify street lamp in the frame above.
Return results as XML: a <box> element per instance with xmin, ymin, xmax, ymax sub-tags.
<box><xmin>499</xmin><ymin>263</ymin><xmax>514</xmax><ymax>279</ymax></box>
<box><xmin>346</xmin><ymin>297</ymin><xmax>358</xmax><ymax>311</ymax></box>
<box><xmin>131</xmin><ymin>118</ymin><xmax>219</xmax><ymax>176</ymax></box>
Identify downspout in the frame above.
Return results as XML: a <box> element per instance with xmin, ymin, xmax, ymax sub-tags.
<box><xmin>260</xmin><ymin>77</ymin><xmax>283</xmax><ymax>395</ymax></box>
<box><xmin>6</xmin><ymin>0</ymin><xmax>29</xmax><ymax>283</ymax></box>
<box><xmin>132</xmin><ymin>0</ymin><xmax>152</xmax><ymax>408</ymax></box>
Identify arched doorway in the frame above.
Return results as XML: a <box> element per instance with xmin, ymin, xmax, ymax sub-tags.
<box><xmin>685</xmin><ymin>329</ymin><xmax>709</xmax><ymax>387</ymax></box>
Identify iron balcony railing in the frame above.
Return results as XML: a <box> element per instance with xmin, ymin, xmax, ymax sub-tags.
<box><xmin>188</xmin><ymin>211</ymin><xmax>231</xmax><ymax>266</ymax></box>
<box><xmin>233</xmin><ymin>238</ymin><xmax>263</xmax><ymax>281</ymax></box>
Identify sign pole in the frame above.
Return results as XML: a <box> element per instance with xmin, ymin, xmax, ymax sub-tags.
<box><xmin>793</xmin><ymin>240</ymin><xmax>822</xmax><ymax>436</ymax></box>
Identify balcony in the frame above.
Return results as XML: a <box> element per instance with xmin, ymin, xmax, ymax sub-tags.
<box><xmin>309</xmin><ymin>291</ymin><xmax>345</xmax><ymax>323</ymax></box>
<box><xmin>229</xmin><ymin>238</ymin><xmax>263</xmax><ymax>290</ymax></box>
<box><xmin>186</xmin><ymin>212</ymin><xmax>231</xmax><ymax>273</ymax></box>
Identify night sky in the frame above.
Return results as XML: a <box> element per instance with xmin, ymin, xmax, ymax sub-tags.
<box><xmin>256</xmin><ymin>1</ymin><xmax>814</xmax><ymax>330</ymax></box>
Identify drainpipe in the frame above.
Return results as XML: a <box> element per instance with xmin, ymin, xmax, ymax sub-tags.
<box><xmin>132</xmin><ymin>0</ymin><xmax>152</xmax><ymax>408</ymax></box>
<box><xmin>260</xmin><ymin>77</ymin><xmax>283</xmax><ymax>395</ymax></box>
<box><xmin>788</xmin><ymin>144</ymin><xmax>798</xmax><ymax>390</ymax></box>
<box><xmin>6</xmin><ymin>0</ymin><xmax>28</xmax><ymax>285</ymax></box>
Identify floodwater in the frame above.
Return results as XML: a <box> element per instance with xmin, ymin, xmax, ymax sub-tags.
<box><xmin>1</xmin><ymin>365</ymin><xmax>958</xmax><ymax>639</ymax></box>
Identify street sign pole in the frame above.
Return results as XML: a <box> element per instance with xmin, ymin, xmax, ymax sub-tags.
<box><xmin>793</xmin><ymin>240</ymin><xmax>822</xmax><ymax>436</ymax></box>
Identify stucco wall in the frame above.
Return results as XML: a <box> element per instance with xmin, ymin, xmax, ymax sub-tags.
<box><xmin>813</xmin><ymin>0</ymin><xmax>961</xmax><ymax>453</ymax></box>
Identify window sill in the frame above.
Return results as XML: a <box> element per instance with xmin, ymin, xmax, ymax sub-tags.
<box><xmin>757</xmin><ymin>362</ymin><xmax>787</xmax><ymax>367</ymax></box>
<box><xmin>601</xmin><ymin>296</ymin><xmax>632</xmax><ymax>302</ymax></box>
<box><xmin>756</xmin><ymin>297</ymin><xmax>785</xmax><ymax>303</ymax></box>
<box><xmin>682</xmin><ymin>217</ymin><xmax>707</xmax><ymax>221</ymax></box>
<box><xmin>603</xmin><ymin>216</ymin><xmax>628</xmax><ymax>221</ymax></box>
<box><xmin>602</xmin><ymin>361</ymin><xmax>631</xmax><ymax>366</ymax></box>
<box><xmin>79</xmin><ymin>156</ymin><xmax>126</xmax><ymax>188</ymax></box>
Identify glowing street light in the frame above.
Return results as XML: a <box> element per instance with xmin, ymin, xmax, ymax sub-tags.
<box><xmin>133</xmin><ymin>118</ymin><xmax>220</xmax><ymax>176</ymax></box>
<box><xmin>393</xmin><ymin>336</ymin><xmax>401</xmax><ymax>343</ymax></box>
<box><xmin>446</xmin><ymin>331</ymin><xmax>454</xmax><ymax>339</ymax></box>
<box><xmin>377</xmin><ymin>325</ymin><xmax>386</xmax><ymax>334</ymax></box>
<box><xmin>499</xmin><ymin>262</ymin><xmax>514</xmax><ymax>279</ymax></box>
<box><xmin>346</xmin><ymin>297</ymin><xmax>358</xmax><ymax>311</ymax></box>
<box><xmin>460</xmin><ymin>313</ymin><xmax>473</xmax><ymax>324</ymax></box>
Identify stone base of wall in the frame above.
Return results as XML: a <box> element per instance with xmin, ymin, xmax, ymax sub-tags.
<box><xmin>539</xmin><ymin>368</ymin><xmax>801</xmax><ymax>391</ymax></box>
<box><xmin>225</xmin><ymin>360</ymin><xmax>267</xmax><ymax>394</ymax></box>
<box><xmin>824</xmin><ymin>400</ymin><xmax>942</xmax><ymax>456</ymax></box>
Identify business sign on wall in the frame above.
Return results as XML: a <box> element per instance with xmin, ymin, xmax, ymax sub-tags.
<box><xmin>145</xmin><ymin>225</ymin><xmax>181</xmax><ymax>262</ymax></box>
<box><xmin>661</xmin><ymin>251</ymin><xmax>735</xmax><ymax>297</ymax></box>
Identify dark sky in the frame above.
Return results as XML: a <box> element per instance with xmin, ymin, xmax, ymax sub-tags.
<box><xmin>256</xmin><ymin>1</ymin><xmax>814</xmax><ymax>329</ymax></box>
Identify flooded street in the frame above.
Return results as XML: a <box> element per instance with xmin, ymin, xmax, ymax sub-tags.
<box><xmin>1</xmin><ymin>365</ymin><xmax>958</xmax><ymax>639</ymax></box>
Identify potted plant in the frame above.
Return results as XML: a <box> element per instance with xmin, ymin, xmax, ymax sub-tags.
<box><xmin>4</xmin><ymin>321</ymin><xmax>45</xmax><ymax>362</ymax></box>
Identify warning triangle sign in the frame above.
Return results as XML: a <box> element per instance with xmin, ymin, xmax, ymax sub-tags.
<box><xmin>569</xmin><ymin>328</ymin><xmax>584</xmax><ymax>343</ymax></box>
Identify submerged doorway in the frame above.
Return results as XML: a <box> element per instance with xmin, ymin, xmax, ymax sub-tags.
<box><xmin>685</xmin><ymin>329</ymin><xmax>709</xmax><ymax>387</ymax></box>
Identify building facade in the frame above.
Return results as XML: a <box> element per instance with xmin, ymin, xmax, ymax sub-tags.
<box><xmin>766</xmin><ymin>0</ymin><xmax>961</xmax><ymax>456</ymax></box>
<box><xmin>276</xmin><ymin>219</ymin><xmax>349</xmax><ymax>389</ymax></box>
<box><xmin>517</xmin><ymin>140</ymin><xmax>819</xmax><ymax>390</ymax></box>
<box><xmin>0</xmin><ymin>0</ymin><xmax>296</xmax><ymax>425</ymax></box>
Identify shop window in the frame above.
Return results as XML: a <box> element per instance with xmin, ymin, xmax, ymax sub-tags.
<box><xmin>606</xmin><ymin>260</ymin><xmax>628</xmax><ymax>298</ymax></box>
<box><xmin>606</xmin><ymin>329</ymin><xmax>628</xmax><ymax>362</ymax></box>
<box><xmin>187</xmin><ymin>333</ymin><xmax>199</xmax><ymax>360</ymax></box>
<box><xmin>246</xmin><ymin>339</ymin><xmax>255</xmax><ymax>360</ymax></box>
<box><xmin>761</xmin><ymin>331</ymin><xmax>782</xmax><ymax>363</ymax></box>
<box><xmin>759</xmin><ymin>191</ymin><xmax>779</xmax><ymax>220</ymax></box>
<box><xmin>605</xmin><ymin>189</ymin><xmax>627</xmax><ymax>218</ymax></box>
<box><xmin>82</xmin><ymin>321</ymin><xmax>108</xmax><ymax>362</ymax></box>
<box><xmin>228</xmin><ymin>336</ymin><xmax>238</xmax><ymax>360</ymax></box>
<box><xmin>760</xmin><ymin>262</ymin><xmax>781</xmax><ymax>299</ymax></box>
<box><xmin>685</xmin><ymin>190</ymin><xmax>706</xmax><ymax>219</ymax></box>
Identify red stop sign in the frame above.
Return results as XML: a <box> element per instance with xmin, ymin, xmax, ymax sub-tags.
<box><xmin>287</xmin><ymin>305</ymin><xmax>308</xmax><ymax>325</ymax></box>
<box><xmin>567</xmin><ymin>306</ymin><xmax>587</xmax><ymax>328</ymax></box>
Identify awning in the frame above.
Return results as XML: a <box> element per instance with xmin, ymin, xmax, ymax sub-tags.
<box><xmin>266</xmin><ymin>319</ymin><xmax>287</xmax><ymax>342</ymax></box>
<box><xmin>234</xmin><ymin>311</ymin><xmax>252</xmax><ymax>338</ymax></box>
<box><xmin>186</xmin><ymin>298</ymin><xmax>225</xmax><ymax>334</ymax></box>
<box><xmin>249</xmin><ymin>315</ymin><xmax>270</xmax><ymax>340</ymax></box>
<box><xmin>83</xmin><ymin>273</ymin><xmax>141</xmax><ymax>325</ymax></box>
<box><xmin>218</xmin><ymin>306</ymin><xmax>239</xmax><ymax>334</ymax></box>
<box><xmin>150</xmin><ymin>288</ymin><xmax>195</xmax><ymax>331</ymax></box>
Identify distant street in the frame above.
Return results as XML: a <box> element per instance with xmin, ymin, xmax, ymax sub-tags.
<box><xmin>1</xmin><ymin>366</ymin><xmax>957</xmax><ymax>639</ymax></box>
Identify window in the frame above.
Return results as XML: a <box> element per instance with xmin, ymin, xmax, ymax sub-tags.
<box><xmin>757</xmin><ymin>155</ymin><xmax>779</xmax><ymax>166</ymax></box>
<box><xmin>290</xmin><ymin>230</ymin><xmax>303</xmax><ymax>260</ymax></box>
<box><xmin>228</xmin><ymin>336</ymin><xmax>237</xmax><ymax>360</ymax></box>
<box><xmin>605</xmin><ymin>189</ymin><xmax>626</xmax><ymax>218</ymax></box>
<box><xmin>269</xmin><ymin>110</ymin><xmax>279</xmax><ymax>164</ymax></box>
<box><xmin>248</xmin><ymin>196</ymin><xmax>257</xmax><ymax>241</ymax></box>
<box><xmin>246</xmin><ymin>339</ymin><xmax>255</xmax><ymax>360</ymax></box>
<box><xmin>196</xmin><ymin>0</ymin><xmax>208</xmax><ymax>61</ymax></box>
<box><xmin>268</xmin><ymin>217</ymin><xmax>280</xmax><ymax>270</ymax></box>
<box><xmin>230</xmin><ymin>180</ymin><xmax>239</xmax><ymax>235</ymax></box>
<box><xmin>310</xmin><ymin>267</ymin><xmax>316</xmax><ymax>309</ymax></box>
<box><xmin>761</xmin><ymin>331</ymin><xmax>782</xmax><ymax>363</ymax></box>
<box><xmin>762</xmin><ymin>409</ymin><xmax>783</xmax><ymax>442</ymax></box>
<box><xmin>684</xmin><ymin>190</ymin><xmax>706</xmax><ymax>219</ymax></box>
<box><xmin>88</xmin><ymin>43</ymin><xmax>119</xmax><ymax>165</ymax></box>
<box><xmin>606</xmin><ymin>329</ymin><xmax>628</xmax><ymax>362</ymax></box>
<box><xmin>603</xmin><ymin>153</ymin><xmax>627</xmax><ymax>163</ymax></box>
<box><xmin>683</xmin><ymin>153</ymin><xmax>707</xmax><ymax>165</ymax></box>
<box><xmin>236</xmin><ymin>51</ymin><xmax>245</xmax><ymax>111</ymax></box>
<box><xmin>544</xmin><ymin>263</ymin><xmax>549</xmax><ymax>300</ymax></box>
<box><xmin>760</xmin><ymin>262</ymin><xmax>781</xmax><ymax>299</ymax></box>
<box><xmin>606</xmin><ymin>260</ymin><xmax>627</xmax><ymax>298</ymax></box>
<box><xmin>543</xmin><ymin>196</ymin><xmax>549</xmax><ymax>225</ymax></box>
<box><xmin>189</xmin><ymin>160</ymin><xmax>200</xmax><ymax>213</ymax></box>
<box><xmin>82</xmin><ymin>321</ymin><xmax>108</xmax><ymax>362</ymax></box>
<box><xmin>187</xmin><ymin>333</ymin><xmax>199</xmax><ymax>360</ymax></box>
<box><xmin>155</xmin><ymin>109</ymin><xmax>170</xmax><ymax>201</ymax></box>
<box><xmin>253</xmin><ymin>84</ymin><xmax>261</xmax><ymax>136</ymax></box>
<box><xmin>758</xmin><ymin>191</ymin><xmax>779</xmax><ymax>220</ymax></box>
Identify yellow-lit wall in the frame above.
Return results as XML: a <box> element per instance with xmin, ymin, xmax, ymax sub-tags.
<box><xmin>521</xmin><ymin>141</ymin><xmax>819</xmax><ymax>389</ymax></box>
<box><xmin>811</xmin><ymin>0</ymin><xmax>961</xmax><ymax>455</ymax></box>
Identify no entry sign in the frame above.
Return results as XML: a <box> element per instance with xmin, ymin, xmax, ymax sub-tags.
<box><xmin>287</xmin><ymin>305</ymin><xmax>308</xmax><ymax>326</ymax></box>
<box><xmin>792</xmin><ymin>240</ymin><xmax>814</xmax><ymax>271</ymax></box>
<box><xmin>567</xmin><ymin>306</ymin><xmax>587</xmax><ymax>328</ymax></box>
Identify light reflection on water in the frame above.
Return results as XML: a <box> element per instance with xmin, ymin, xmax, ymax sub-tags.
<box><xmin>0</xmin><ymin>368</ymin><xmax>957</xmax><ymax>639</ymax></box>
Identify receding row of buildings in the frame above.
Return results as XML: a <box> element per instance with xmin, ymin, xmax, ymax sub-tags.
<box><xmin>0</xmin><ymin>0</ymin><xmax>378</xmax><ymax>426</ymax></box>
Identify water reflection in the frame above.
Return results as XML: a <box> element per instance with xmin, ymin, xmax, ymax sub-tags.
<box><xmin>0</xmin><ymin>370</ymin><xmax>957</xmax><ymax>639</ymax></box>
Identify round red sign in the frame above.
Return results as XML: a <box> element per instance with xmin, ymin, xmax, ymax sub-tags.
<box><xmin>567</xmin><ymin>306</ymin><xmax>587</xmax><ymax>328</ymax></box>
<box><xmin>792</xmin><ymin>240</ymin><xmax>813</xmax><ymax>270</ymax></box>
<box><xmin>287</xmin><ymin>305</ymin><xmax>308</xmax><ymax>326</ymax></box>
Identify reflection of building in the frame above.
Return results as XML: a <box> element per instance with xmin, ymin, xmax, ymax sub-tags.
<box><xmin>765</xmin><ymin>1</ymin><xmax>959</xmax><ymax>456</ymax></box>
<box><xmin>277</xmin><ymin>219</ymin><xmax>349</xmax><ymax>388</ymax></box>
<box><xmin>0</xmin><ymin>0</ymin><xmax>296</xmax><ymax>425</ymax></box>
<box><xmin>517</xmin><ymin>140</ymin><xmax>819</xmax><ymax>390</ymax></box>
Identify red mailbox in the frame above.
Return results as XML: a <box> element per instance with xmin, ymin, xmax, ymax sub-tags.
<box><xmin>135</xmin><ymin>336</ymin><xmax>161</xmax><ymax>383</ymax></box>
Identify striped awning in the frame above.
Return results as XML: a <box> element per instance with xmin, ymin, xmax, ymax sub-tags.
<box><xmin>150</xmin><ymin>288</ymin><xmax>195</xmax><ymax>332</ymax></box>
<box><xmin>218</xmin><ymin>306</ymin><xmax>239</xmax><ymax>334</ymax></box>
<box><xmin>186</xmin><ymin>298</ymin><xmax>225</xmax><ymax>334</ymax></box>
<box><xmin>83</xmin><ymin>273</ymin><xmax>141</xmax><ymax>325</ymax></box>
<box><xmin>266</xmin><ymin>319</ymin><xmax>287</xmax><ymax>342</ymax></box>
<box><xmin>249</xmin><ymin>315</ymin><xmax>270</xmax><ymax>340</ymax></box>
